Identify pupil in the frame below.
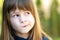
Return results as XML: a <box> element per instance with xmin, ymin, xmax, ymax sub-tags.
<box><xmin>16</xmin><ymin>14</ymin><xmax>19</xmax><ymax>16</ymax></box>
<box><xmin>27</xmin><ymin>12</ymin><xmax>29</xmax><ymax>14</ymax></box>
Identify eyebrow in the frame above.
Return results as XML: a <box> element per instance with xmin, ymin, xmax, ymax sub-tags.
<box><xmin>10</xmin><ymin>11</ymin><xmax>20</xmax><ymax>14</ymax></box>
<box><xmin>10</xmin><ymin>9</ymin><xmax>29</xmax><ymax>15</ymax></box>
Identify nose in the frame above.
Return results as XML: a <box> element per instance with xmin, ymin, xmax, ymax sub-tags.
<box><xmin>19</xmin><ymin>16</ymin><xmax>26</xmax><ymax>23</ymax></box>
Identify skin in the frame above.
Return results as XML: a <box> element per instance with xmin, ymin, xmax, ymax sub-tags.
<box><xmin>10</xmin><ymin>8</ymin><xmax>35</xmax><ymax>39</ymax></box>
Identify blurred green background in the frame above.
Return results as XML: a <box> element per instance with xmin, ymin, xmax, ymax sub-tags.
<box><xmin>0</xmin><ymin>0</ymin><xmax>60</xmax><ymax>40</ymax></box>
<box><xmin>0</xmin><ymin>0</ymin><xmax>3</xmax><ymax>38</ymax></box>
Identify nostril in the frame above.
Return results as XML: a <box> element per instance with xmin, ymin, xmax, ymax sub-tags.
<box><xmin>19</xmin><ymin>19</ymin><xmax>26</xmax><ymax>23</ymax></box>
<box><xmin>19</xmin><ymin>16</ymin><xmax>26</xmax><ymax>23</ymax></box>
<box><xmin>20</xmin><ymin>21</ymin><xmax>24</xmax><ymax>23</ymax></box>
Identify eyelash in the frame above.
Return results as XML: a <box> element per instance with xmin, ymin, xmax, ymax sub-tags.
<box><xmin>11</xmin><ymin>11</ymin><xmax>30</xmax><ymax>17</ymax></box>
<box><xmin>11</xmin><ymin>14</ymin><xmax>15</xmax><ymax>17</ymax></box>
<box><xmin>25</xmin><ymin>12</ymin><xmax>30</xmax><ymax>16</ymax></box>
<box><xmin>16</xmin><ymin>14</ymin><xmax>19</xmax><ymax>17</ymax></box>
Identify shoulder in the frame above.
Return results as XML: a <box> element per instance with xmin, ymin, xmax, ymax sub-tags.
<box><xmin>42</xmin><ymin>35</ymin><xmax>49</xmax><ymax>40</ymax></box>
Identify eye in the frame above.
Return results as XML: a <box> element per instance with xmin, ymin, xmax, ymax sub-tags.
<box><xmin>25</xmin><ymin>12</ymin><xmax>30</xmax><ymax>16</ymax></box>
<box><xmin>26</xmin><ymin>12</ymin><xmax>30</xmax><ymax>14</ymax></box>
<box><xmin>13</xmin><ymin>14</ymin><xmax>15</xmax><ymax>17</ymax></box>
<box><xmin>10</xmin><ymin>11</ymin><xmax>17</xmax><ymax>17</ymax></box>
<box><xmin>16</xmin><ymin>14</ymin><xmax>19</xmax><ymax>17</ymax></box>
<box><xmin>11</xmin><ymin>14</ymin><xmax>15</xmax><ymax>17</ymax></box>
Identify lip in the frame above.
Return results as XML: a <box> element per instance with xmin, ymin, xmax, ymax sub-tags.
<box><xmin>23</xmin><ymin>24</ymin><xmax>29</xmax><ymax>27</ymax></box>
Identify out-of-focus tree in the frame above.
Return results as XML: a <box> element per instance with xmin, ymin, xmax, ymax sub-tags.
<box><xmin>36</xmin><ymin>0</ymin><xmax>60</xmax><ymax>40</ymax></box>
<box><xmin>50</xmin><ymin>0</ymin><xmax>60</xmax><ymax>37</ymax></box>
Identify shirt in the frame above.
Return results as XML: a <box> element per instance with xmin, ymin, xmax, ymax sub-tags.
<box><xmin>14</xmin><ymin>35</ymin><xmax>49</xmax><ymax>40</ymax></box>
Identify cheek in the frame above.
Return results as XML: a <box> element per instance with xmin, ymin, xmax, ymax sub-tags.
<box><xmin>10</xmin><ymin>17</ymin><xmax>23</xmax><ymax>32</ymax></box>
<box><xmin>26</xmin><ymin>15</ymin><xmax>35</xmax><ymax>26</ymax></box>
<box><xmin>10</xmin><ymin>17</ymin><xmax>20</xmax><ymax>27</ymax></box>
<box><xmin>10</xmin><ymin>18</ymin><xmax>18</xmax><ymax>23</ymax></box>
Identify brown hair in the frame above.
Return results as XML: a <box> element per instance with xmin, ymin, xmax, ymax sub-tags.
<box><xmin>1</xmin><ymin>0</ymin><xmax>52</xmax><ymax>40</ymax></box>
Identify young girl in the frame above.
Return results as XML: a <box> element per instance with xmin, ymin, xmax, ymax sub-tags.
<box><xmin>1</xmin><ymin>0</ymin><xmax>52</xmax><ymax>40</ymax></box>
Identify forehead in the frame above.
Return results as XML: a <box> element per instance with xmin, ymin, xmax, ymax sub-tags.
<box><xmin>10</xmin><ymin>9</ymin><xmax>31</xmax><ymax>14</ymax></box>
<box><xmin>10</xmin><ymin>9</ymin><xmax>25</xmax><ymax>13</ymax></box>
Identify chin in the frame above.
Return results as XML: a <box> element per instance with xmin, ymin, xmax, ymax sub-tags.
<box><xmin>20</xmin><ymin>31</ymin><xmax>30</xmax><ymax>34</ymax></box>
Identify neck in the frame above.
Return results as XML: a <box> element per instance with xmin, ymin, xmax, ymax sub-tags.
<box><xmin>15</xmin><ymin>32</ymin><xmax>29</xmax><ymax>39</ymax></box>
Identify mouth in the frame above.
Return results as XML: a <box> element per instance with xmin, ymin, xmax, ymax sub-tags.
<box><xmin>23</xmin><ymin>24</ymin><xmax>29</xmax><ymax>27</ymax></box>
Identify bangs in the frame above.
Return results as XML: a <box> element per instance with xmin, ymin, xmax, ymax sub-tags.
<box><xmin>3</xmin><ymin>0</ymin><xmax>33</xmax><ymax>13</ymax></box>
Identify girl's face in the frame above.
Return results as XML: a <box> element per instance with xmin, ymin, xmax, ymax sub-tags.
<box><xmin>10</xmin><ymin>9</ymin><xmax>35</xmax><ymax>33</ymax></box>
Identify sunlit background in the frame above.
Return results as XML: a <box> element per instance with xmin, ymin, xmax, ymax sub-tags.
<box><xmin>0</xmin><ymin>0</ymin><xmax>60</xmax><ymax>40</ymax></box>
